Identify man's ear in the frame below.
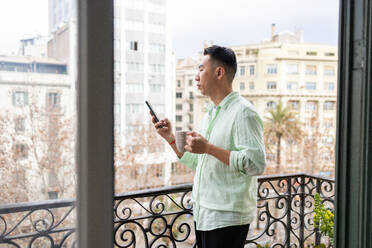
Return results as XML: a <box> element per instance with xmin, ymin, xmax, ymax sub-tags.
<box><xmin>216</xmin><ymin>67</ymin><xmax>224</xmax><ymax>78</ymax></box>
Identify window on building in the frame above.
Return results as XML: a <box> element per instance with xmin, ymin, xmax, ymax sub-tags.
<box><xmin>305</xmin><ymin>82</ymin><xmax>317</xmax><ymax>90</ymax></box>
<box><xmin>306</xmin><ymin>51</ymin><xmax>317</xmax><ymax>56</ymax></box>
<box><xmin>321</xmin><ymin>136</ymin><xmax>334</xmax><ymax>145</ymax></box>
<box><xmin>126</xmin><ymin>104</ymin><xmax>143</xmax><ymax>113</ymax></box>
<box><xmin>240</xmin><ymin>82</ymin><xmax>245</xmax><ymax>90</ymax></box>
<box><xmin>176</xmin><ymin>115</ymin><xmax>182</xmax><ymax>122</ymax></box>
<box><xmin>129</xmin><ymin>41</ymin><xmax>138</xmax><ymax>51</ymax></box>
<box><xmin>189</xmin><ymin>103</ymin><xmax>193</xmax><ymax>112</ymax></box>
<box><xmin>176</xmin><ymin>104</ymin><xmax>182</xmax><ymax>110</ymax></box>
<box><xmin>325</xmin><ymin>82</ymin><xmax>335</xmax><ymax>91</ymax></box>
<box><xmin>266</xmin><ymin>64</ymin><xmax>277</xmax><ymax>74</ymax></box>
<box><xmin>305</xmin><ymin>101</ymin><xmax>317</xmax><ymax>112</ymax></box>
<box><xmin>176</xmin><ymin>92</ymin><xmax>182</xmax><ymax>98</ymax></box>
<box><xmin>155</xmin><ymin>164</ymin><xmax>163</xmax><ymax>178</ymax></box>
<box><xmin>287</xmin><ymin>81</ymin><xmax>298</xmax><ymax>90</ymax></box>
<box><xmin>127</xmin><ymin>62</ymin><xmax>144</xmax><ymax>72</ymax></box>
<box><xmin>126</xmin><ymin>20</ymin><xmax>144</xmax><ymax>30</ymax></box>
<box><xmin>267</xmin><ymin>101</ymin><xmax>276</xmax><ymax>109</ymax></box>
<box><xmin>324</xmin><ymin>101</ymin><xmax>335</xmax><ymax>111</ymax></box>
<box><xmin>324</xmin><ymin>66</ymin><xmax>335</xmax><ymax>76</ymax></box>
<box><xmin>189</xmin><ymin>115</ymin><xmax>193</xmax><ymax>124</ymax></box>
<box><xmin>249</xmin><ymin>65</ymin><xmax>255</xmax><ymax>75</ymax></box>
<box><xmin>189</xmin><ymin>92</ymin><xmax>193</xmax><ymax>99</ymax></box>
<box><xmin>153</xmin><ymin>104</ymin><xmax>165</xmax><ymax>113</ymax></box>
<box><xmin>327</xmin><ymin>82</ymin><xmax>335</xmax><ymax>91</ymax></box>
<box><xmin>287</xmin><ymin>64</ymin><xmax>299</xmax><ymax>75</ymax></box>
<box><xmin>305</xmin><ymin>118</ymin><xmax>316</xmax><ymax>129</ymax></box>
<box><xmin>177</xmin><ymin>80</ymin><xmax>181</xmax><ymax>87</ymax></box>
<box><xmin>240</xmin><ymin>66</ymin><xmax>245</xmax><ymax>76</ymax></box>
<box><xmin>289</xmin><ymin>101</ymin><xmax>300</xmax><ymax>110</ymax></box>
<box><xmin>149</xmin><ymin>43</ymin><xmax>165</xmax><ymax>53</ymax></box>
<box><xmin>267</xmin><ymin>153</ymin><xmax>275</xmax><ymax>161</ymax></box>
<box><xmin>176</xmin><ymin>127</ymin><xmax>182</xmax><ymax>131</ymax></box>
<box><xmin>150</xmin><ymin>84</ymin><xmax>164</xmax><ymax>93</ymax></box>
<box><xmin>13</xmin><ymin>91</ymin><xmax>28</xmax><ymax>107</ymax></box>
<box><xmin>249</xmin><ymin>82</ymin><xmax>255</xmax><ymax>90</ymax></box>
<box><xmin>321</xmin><ymin>151</ymin><xmax>332</xmax><ymax>161</ymax></box>
<box><xmin>324</xmin><ymin>52</ymin><xmax>335</xmax><ymax>56</ymax></box>
<box><xmin>188</xmin><ymin>79</ymin><xmax>193</xmax><ymax>86</ymax></box>
<box><xmin>15</xmin><ymin>117</ymin><xmax>25</xmax><ymax>132</ymax></box>
<box><xmin>305</xmin><ymin>65</ymin><xmax>317</xmax><ymax>75</ymax></box>
<box><xmin>323</xmin><ymin>118</ymin><xmax>334</xmax><ymax>128</ymax></box>
<box><xmin>267</xmin><ymin>81</ymin><xmax>277</xmax><ymax>89</ymax></box>
<box><xmin>46</xmin><ymin>92</ymin><xmax>61</xmax><ymax>109</ymax></box>
<box><xmin>149</xmin><ymin>64</ymin><xmax>165</xmax><ymax>74</ymax></box>
<box><xmin>148</xmin><ymin>23</ymin><xmax>165</xmax><ymax>33</ymax></box>
<box><xmin>14</xmin><ymin>144</ymin><xmax>28</xmax><ymax>159</ymax></box>
<box><xmin>126</xmin><ymin>83</ymin><xmax>143</xmax><ymax>93</ymax></box>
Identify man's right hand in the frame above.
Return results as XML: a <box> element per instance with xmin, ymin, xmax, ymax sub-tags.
<box><xmin>151</xmin><ymin>113</ymin><xmax>174</xmax><ymax>143</ymax></box>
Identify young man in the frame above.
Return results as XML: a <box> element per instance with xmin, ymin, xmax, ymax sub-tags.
<box><xmin>151</xmin><ymin>45</ymin><xmax>266</xmax><ymax>248</ymax></box>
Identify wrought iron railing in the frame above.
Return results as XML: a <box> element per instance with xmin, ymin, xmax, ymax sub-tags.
<box><xmin>0</xmin><ymin>173</ymin><xmax>334</xmax><ymax>247</ymax></box>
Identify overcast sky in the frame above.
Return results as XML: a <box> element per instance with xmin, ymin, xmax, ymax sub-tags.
<box><xmin>0</xmin><ymin>0</ymin><xmax>339</xmax><ymax>58</ymax></box>
<box><xmin>169</xmin><ymin>0</ymin><xmax>339</xmax><ymax>58</ymax></box>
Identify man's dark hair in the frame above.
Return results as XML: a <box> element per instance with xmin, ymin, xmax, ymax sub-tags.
<box><xmin>204</xmin><ymin>45</ymin><xmax>237</xmax><ymax>82</ymax></box>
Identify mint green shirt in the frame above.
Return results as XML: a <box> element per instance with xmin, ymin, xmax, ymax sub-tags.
<box><xmin>179</xmin><ymin>91</ymin><xmax>266</xmax><ymax>231</ymax></box>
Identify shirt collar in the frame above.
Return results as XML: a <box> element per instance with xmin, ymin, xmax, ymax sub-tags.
<box><xmin>208</xmin><ymin>91</ymin><xmax>239</xmax><ymax>114</ymax></box>
<box><xmin>216</xmin><ymin>91</ymin><xmax>239</xmax><ymax>110</ymax></box>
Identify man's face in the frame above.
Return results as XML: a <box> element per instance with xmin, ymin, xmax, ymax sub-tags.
<box><xmin>195</xmin><ymin>55</ymin><xmax>216</xmax><ymax>96</ymax></box>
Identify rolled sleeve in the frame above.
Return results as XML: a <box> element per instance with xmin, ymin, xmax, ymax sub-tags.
<box><xmin>179</xmin><ymin>152</ymin><xmax>198</xmax><ymax>170</ymax></box>
<box><xmin>229</xmin><ymin>110</ymin><xmax>266</xmax><ymax>176</ymax></box>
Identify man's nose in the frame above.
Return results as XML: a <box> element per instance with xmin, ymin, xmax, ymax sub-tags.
<box><xmin>195</xmin><ymin>74</ymin><xmax>200</xmax><ymax>81</ymax></box>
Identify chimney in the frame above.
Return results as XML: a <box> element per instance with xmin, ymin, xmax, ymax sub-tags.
<box><xmin>271</xmin><ymin>23</ymin><xmax>276</xmax><ymax>41</ymax></box>
<box><xmin>295</xmin><ymin>29</ymin><xmax>304</xmax><ymax>43</ymax></box>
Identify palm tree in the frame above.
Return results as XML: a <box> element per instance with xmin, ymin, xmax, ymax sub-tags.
<box><xmin>264</xmin><ymin>101</ymin><xmax>303</xmax><ymax>173</ymax></box>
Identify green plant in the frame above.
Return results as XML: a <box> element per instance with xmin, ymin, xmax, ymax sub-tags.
<box><xmin>256</xmin><ymin>244</ymin><xmax>270</xmax><ymax>248</ymax></box>
<box><xmin>313</xmin><ymin>193</ymin><xmax>334</xmax><ymax>246</ymax></box>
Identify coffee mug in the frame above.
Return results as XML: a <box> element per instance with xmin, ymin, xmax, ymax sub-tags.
<box><xmin>175</xmin><ymin>131</ymin><xmax>188</xmax><ymax>153</ymax></box>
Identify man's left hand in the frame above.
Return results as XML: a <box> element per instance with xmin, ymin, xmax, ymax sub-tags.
<box><xmin>185</xmin><ymin>131</ymin><xmax>210</xmax><ymax>154</ymax></box>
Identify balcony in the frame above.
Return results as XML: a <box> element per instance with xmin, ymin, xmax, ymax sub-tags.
<box><xmin>0</xmin><ymin>173</ymin><xmax>334</xmax><ymax>247</ymax></box>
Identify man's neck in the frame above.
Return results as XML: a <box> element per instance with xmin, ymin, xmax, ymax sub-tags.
<box><xmin>210</xmin><ymin>89</ymin><xmax>233</xmax><ymax>106</ymax></box>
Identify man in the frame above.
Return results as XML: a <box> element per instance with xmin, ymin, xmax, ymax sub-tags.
<box><xmin>151</xmin><ymin>45</ymin><xmax>266</xmax><ymax>248</ymax></box>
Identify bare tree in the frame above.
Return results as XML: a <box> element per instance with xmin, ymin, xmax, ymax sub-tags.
<box><xmin>0</xmin><ymin>89</ymin><xmax>76</xmax><ymax>204</ymax></box>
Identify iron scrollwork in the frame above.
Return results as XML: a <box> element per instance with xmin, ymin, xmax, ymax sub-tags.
<box><xmin>0</xmin><ymin>174</ymin><xmax>334</xmax><ymax>247</ymax></box>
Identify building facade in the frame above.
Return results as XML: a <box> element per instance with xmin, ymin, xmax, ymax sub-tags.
<box><xmin>0</xmin><ymin>56</ymin><xmax>75</xmax><ymax>201</ymax></box>
<box><xmin>174</xmin><ymin>57</ymin><xmax>199</xmax><ymax>132</ymax></box>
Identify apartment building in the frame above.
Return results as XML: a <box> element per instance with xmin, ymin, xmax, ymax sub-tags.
<box><xmin>0</xmin><ymin>56</ymin><xmax>75</xmax><ymax>200</ymax></box>
<box><xmin>174</xmin><ymin>57</ymin><xmax>199</xmax><ymax>131</ymax></box>
<box><xmin>49</xmin><ymin>0</ymin><xmax>175</xmax><ymax>143</ymax></box>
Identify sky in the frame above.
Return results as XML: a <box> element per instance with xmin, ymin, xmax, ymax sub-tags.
<box><xmin>169</xmin><ymin>0</ymin><xmax>340</xmax><ymax>58</ymax></box>
<box><xmin>0</xmin><ymin>0</ymin><xmax>339</xmax><ymax>58</ymax></box>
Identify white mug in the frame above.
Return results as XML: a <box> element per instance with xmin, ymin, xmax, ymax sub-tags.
<box><xmin>175</xmin><ymin>131</ymin><xmax>188</xmax><ymax>153</ymax></box>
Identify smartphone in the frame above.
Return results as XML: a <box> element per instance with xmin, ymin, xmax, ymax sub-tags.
<box><xmin>145</xmin><ymin>101</ymin><xmax>164</xmax><ymax>128</ymax></box>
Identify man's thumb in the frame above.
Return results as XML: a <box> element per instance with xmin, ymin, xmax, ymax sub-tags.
<box><xmin>187</xmin><ymin>131</ymin><xmax>197</xmax><ymax>137</ymax></box>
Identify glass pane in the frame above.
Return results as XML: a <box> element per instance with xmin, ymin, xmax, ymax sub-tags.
<box><xmin>0</xmin><ymin>0</ymin><xmax>77</xmax><ymax>246</ymax></box>
<box><xmin>112</xmin><ymin>0</ymin><xmax>339</xmax><ymax>247</ymax></box>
